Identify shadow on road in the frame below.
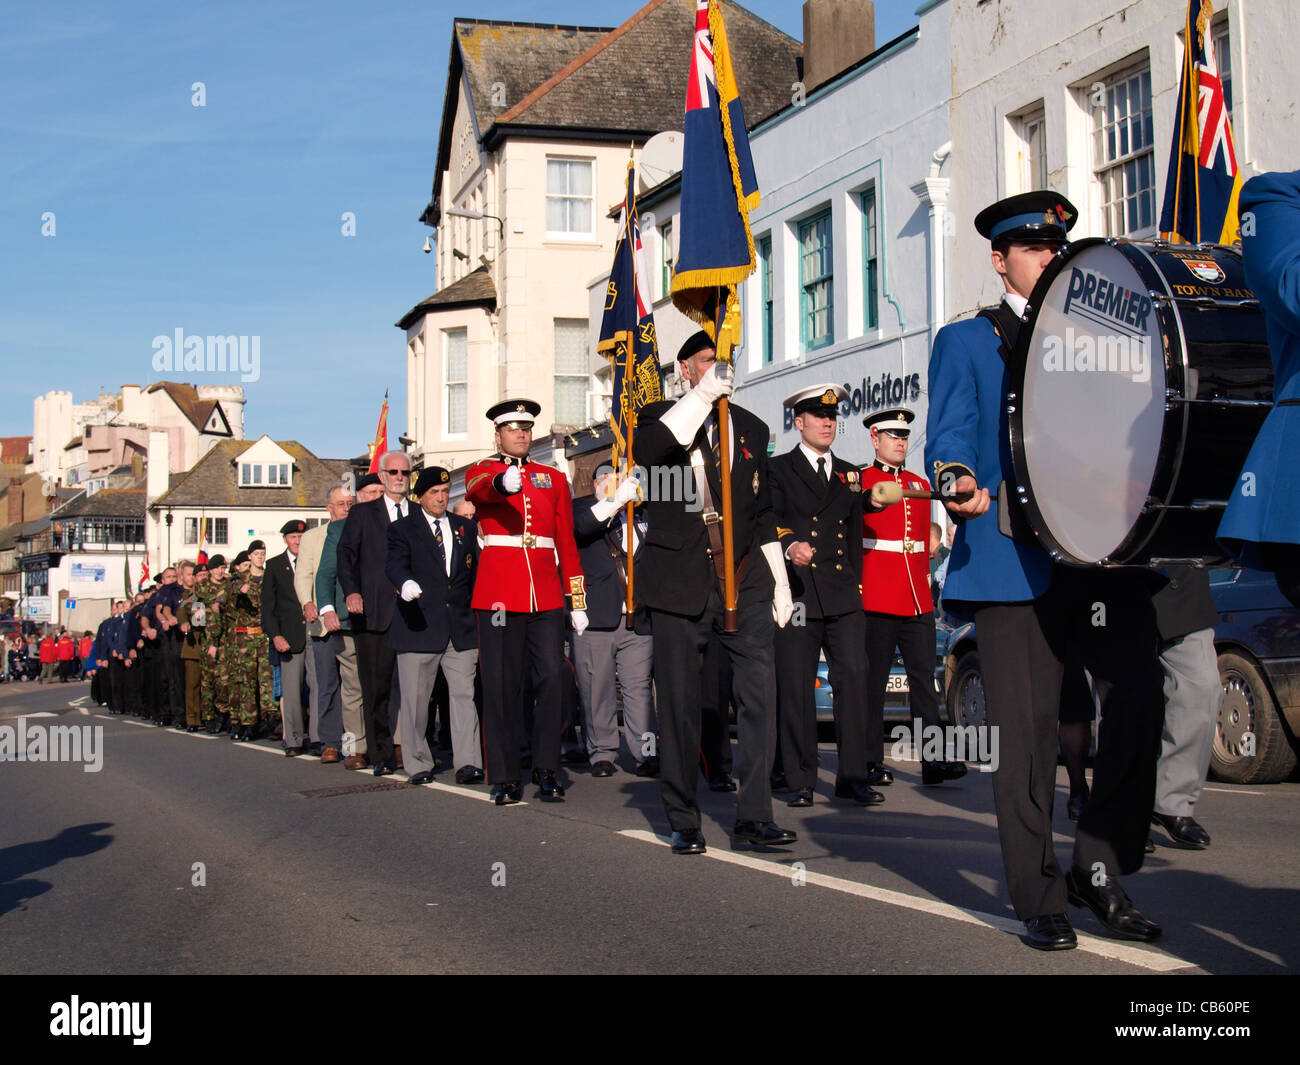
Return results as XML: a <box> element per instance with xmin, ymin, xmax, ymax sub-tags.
<box><xmin>0</xmin><ymin>822</ymin><xmax>114</xmax><ymax>918</ymax></box>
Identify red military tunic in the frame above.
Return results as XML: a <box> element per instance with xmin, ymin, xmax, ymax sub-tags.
<box><xmin>860</xmin><ymin>460</ymin><xmax>933</xmax><ymax>616</ymax></box>
<box><xmin>465</xmin><ymin>454</ymin><xmax>586</xmax><ymax>613</ymax></box>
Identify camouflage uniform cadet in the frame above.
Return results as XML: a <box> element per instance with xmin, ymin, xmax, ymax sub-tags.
<box><xmin>176</xmin><ymin>567</ymin><xmax>204</xmax><ymax>730</ymax></box>
<box><xmin>224</xmin><ymin>550</ymin><xmax>277</xmax><ymax>741</ymax></box>
<box><xmin>197</xmin><ymin>557</ymin><xmax>230</xmax><ymax>731</ymax></box>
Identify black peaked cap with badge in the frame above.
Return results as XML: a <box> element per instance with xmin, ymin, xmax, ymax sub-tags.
<box><xmin>863</xmin><ymin>408</ymin><xmax>916</xmax><ymax>432</ymax></box>
<box><xmin>974</xmin><ymin>190</ymin><xmax>1079</xmax><ymax>245</ymax></box>
<box><xmin>487</xmin><ymin>399</ymin><xmax>541</xmax><ymax>426</ymax></box>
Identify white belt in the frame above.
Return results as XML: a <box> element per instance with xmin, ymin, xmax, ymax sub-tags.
<box><xmin>484</xmin><ymin>534</ymin><xmax>555</xmax><ymax>550</ymax></box>
<box><xmin>863</xmin><ymin>538</ymin><xmax>926</xmax><ymax>554</ymax></box>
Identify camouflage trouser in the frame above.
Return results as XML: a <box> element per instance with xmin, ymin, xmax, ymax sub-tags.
<box><xmin>223</xmin><ymin>633</ymin><xmax>277</xmax><ymax>727</ymax></box>
<box><xmin>199</xmin><ymin>641</ymin><xmax>223</xmax><ymax>722</ymax></box>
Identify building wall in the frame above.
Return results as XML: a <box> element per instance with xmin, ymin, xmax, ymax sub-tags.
<box><xmin>947</xmin><ymin>0</ymin><xmax>1296</xmax><ymax>317</ymax></box>
<box><xmin>405</xmin><ymin>304</ymin><xmax>497</xmax><ymax>472</ymax></box>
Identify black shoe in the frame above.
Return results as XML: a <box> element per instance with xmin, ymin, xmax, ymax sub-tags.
<box><xmin>560</xmin><ymin>749</ymin><xmax>589</xmax><ymax>766</ymax></box>
<box><xmin>455</xmin><ymin>766</ymin><xmax>485</xmax><ymax>785</ymax></box>
<box><xmin>373</xmin><ymin>761</ymin><xmax>396</xmax><ymax>777</ymax></box>
<box><xmin>921</xmin><ymin>760</ymin><xmax>967</xmax><ymax>785</ymax></box>
<box><xmin>591</xmin><ymin>760</ymin><xmax>616</xmax><ymax>777</ymax></box>
<box><xmin>1067</xmin><ymin>787</ymin><xmax>1089</xmax><ymax>822</ymax></box>
<box><xmin>708</xmin><ymin>774</ymin><xmax>737</xmax><ymax>792</ymax></box>
<box><xmin>532</xmin><ymin>768</ymin><xmax>566</xmax><ymax>801</ymax></box>
<box><xmin>733</xmin><ymin>821</ymin><xmax>797</xmax><ymax>847</ymax></box>
<box><xmin>1023</xmin><ymin>913</ymin><xmax>1078</xmax><ymax>951</ymax></box>
<box><xmin>770</xmin><ymin>771</ymin><xmax>790</xmax><ymax>792</ymax></box>
<box><xmin>787</xmin><ymin>787</ymin><xmax>814</xmax><ymax>808</ymax></box>
<box><xmin>1151</xmin><ymin>812</ymin><xmax>1211</xmax><ymax>849</ymax></box>
<box><xmin>491</xmin><ymin>781</ymin><xmax>522</xmax><ymax>805</ymax></box>
<box><xmin>833</xmin><ymin>780</ymin><xmax>885</xmax><ymax>806</ymax></box>
<box><xmin>284</xmin><ymin>746</ymin><xmax>305</xmax><ymax>757</ymax></box>
<box><xmin>309</xmin><ymin>742</ymin><xmax>323</xmax><ymax>756</ymax></box>
<box><xmin>1145</xmin><ymin>837</ymin><xmax>1156</xmax><ymax>854</ymax></box>
<box><xmin>866</xmin><ymin>765</ymin><xmax>893</xmax><ymax>787</ymax></box>
<box><xmin>671</xmin><ymin>829</ymin><xmax>706</xmax><ymax>855</ymax></box>
<box><xmin>408</xmin><ymin>770</ymin><xmax>436</xmax><ymax>785</ymax></box>
<box><xmin>185</xmin><ymin>725</ymin><xmax>200</xmax><ymax>733</ymax></box>
<box><xmin>1065</xmin><ymin>867</ymin><xmax>1162</xmax><ymax>942</ymax></box>
<box><xmin>635</xmin><ymin>757</ymin><xmax>660</xmax><ymax>778</ymax></box>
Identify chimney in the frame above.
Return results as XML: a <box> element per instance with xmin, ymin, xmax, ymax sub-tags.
<box><xmin>803</xmin><ymin>0</ymin><xmax>876</xmax><ymax>91</ymax></box>
<box><xmin>130</xmin><ymin>453</ymin><xmax>144</xmax><ymax>481</ymax></box>
<box><xmin>7</xmin><ymin>477</ymin><xmax>22</xmax><ymax>525</ymax></box>
<box><xmin>146</xmin><ymin>431</ymin><xmax>170</xmax><ymax>504</ymax></box>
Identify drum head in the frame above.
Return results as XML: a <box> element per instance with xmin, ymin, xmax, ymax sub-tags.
<box><xmin>1018</xmin><ymin>242</ymin><xmax>1168</xmax><ymax>564</ymax></box>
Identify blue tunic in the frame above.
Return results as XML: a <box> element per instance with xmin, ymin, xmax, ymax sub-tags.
<box><xmin>1220</xmin><ymin>170</ymin><xmax>1300</xmax><ymax>548</ymax></box>
<box><xmin>925</xmin><ymin>315</ymin><xmax>1053</xmax><ymax>604</ymax></box>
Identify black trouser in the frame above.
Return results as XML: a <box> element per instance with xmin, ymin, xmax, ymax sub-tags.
<box><xmin>124</xmin><ymin>658</ymin><xmax>144</xmax><ymax>716</ymax></box>
<box><xmin>162</xmin><ymin>633</ymin><xmax>185</xmax><ymax>725</ymax></box>
<box><xmin>141</xmin><ymin>643</ymin><xmax>162</xmax><ymax>719</ymax></box>
<box><xmin>652</xmin><ymin>586</ymin><xmax>776</xmax><ymax>832</ymax></box>
<box><xmin>775</xmin><ymin>608</ymin><xmax>869</xmax><ymax>789</ymax></box>
<box><xmin>110</xmin><ymin>658</ymin><xmax>126</xmax><ymax>713</ymax></box>
<box><xmin>90</xmin><ymin>669</ymin><xmax>104</xmax><ymax>704</ymax></box>
<box><xmin>863</xmin><ymin>610</ymin><xmax>942</xmax><ymax>764</ymax></box>
<box><xmin>972</xmin><ymin>568</ymin><xmax>1164</xmax><ymax>921</ymax></box>
<box><xmin>352</xmin><ymin>628</ymin><xmax>396</xmax><ymax>767</ymax></box>
<box><xmin>476</xmin><ymin>608</ymin><xmax>564</xmax><ymax>783</ymax></box>
<box><xmin>698</xmin><ymin>633</ymin><xmax>734</xmax><ymax>781</ymax></box>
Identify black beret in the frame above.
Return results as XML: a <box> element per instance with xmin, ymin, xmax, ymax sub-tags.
<box><xmin>676</xmin><ymin>329</ymin><xmax>715</xmax><ymax>363</ymax></box>
<box><xmin>356</xmin><ymin>472</ymin><xmax>381</xmax><ymax>490</ymax></box>
<box><xmin>207</xmin><ymin>554</ymin><xmax>226</xmax><ymax>568</ymax></box>
<box><xmin>414</xmin><ymin>466</ymin><xmax>451</xmax><ymax>497</ymax></box>
<box><xmin>280</xmin><ymin>519</ymin><xmax>307</xmax><ymax>536</ymax></box>
<box><xmin>232</xmin><ymin>551</ymin><xmax>249</xmax><ymax>567</ymax></box>
<box><xmin>247</xmin><ymin>539</ymin><xmax>266</xmax><ymax>553</ymax></box>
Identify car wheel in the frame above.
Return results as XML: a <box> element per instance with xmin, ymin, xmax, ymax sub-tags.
<box><xmin>1212</xmin><ymin>651</ymin><xmax>1298</xmax><ymax>785</ymax></box>
<box><xmin>946</xmin><ymin>650</ymin><xmax>986</xmax><ymax>731</ymax></box>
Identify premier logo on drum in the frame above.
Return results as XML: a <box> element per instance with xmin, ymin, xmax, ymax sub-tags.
<box><xmin>1041</xmin><ymin>326</ymin><xmax>1151</xmax><ymax>384</ymax></box>
<box><xmin>1062</xmin><ymin>267</ymin><xmax>1154</xmax><ymax>333</ymax></box>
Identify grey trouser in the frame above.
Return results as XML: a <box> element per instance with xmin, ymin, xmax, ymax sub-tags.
<box><xmin>304</xmin><ymin>638</ymin><xmax>319</xmax><ymax>743</ymax></box>
<box><xmin>1156</xmin><ymin>628</ymin><xmax>1220</xmax><ymax>818</ymax></box>
<box><xmin>311</xmin><ymin>635</ymin><xmax>342</xmax><ymax>749</ymax></box>
<box><xmin>279</xmin><ymin>648</ymin><xmax>307</xmax><ymax>748</ymax></box>
<box><xmin>396</xmin><ymin>645</ymin><xmax>480</xmax><ymax>774</ymax></box>
<box><xmin>326</xmin><ymin>631</ymin><xmax>366</xmax><ymax>756</ymax></box>
<box><xmin>572</xmin><ymin>625</ymin><xmax>655</xmax><ymax>765</ymax></box>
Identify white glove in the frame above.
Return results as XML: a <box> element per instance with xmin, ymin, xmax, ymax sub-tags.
<box><xmin>400</xmin><ymin>580</ymin><xmax>422</xmax><ymax>602</ymax></box>
<box><xmin>501</xmin><ymin>465</ymin><xmax>523</xmax><ymax>494</ymax></box>
<box><xmin>660</xmin><ymin>362</ymin><xmax>733</xmax><ymax>446</ymax></box>
<box><xmin>571</xmin><ymin>610</ymin><xmax>589</xmax><ymax>637</ymax></box>
<box><xmin>693</xmin><ymin>361</ymin><xmax>733</xmax><ymax>404</ymax></box>
<box><xmin>591</xmin><ymin>475</ymin><xmax>643</xmax><ymax>523</ymax></box>
<box><xmin>761</xmin><ymin>541</ymin><xmax>795</xmax><ymax>628</ymax></box>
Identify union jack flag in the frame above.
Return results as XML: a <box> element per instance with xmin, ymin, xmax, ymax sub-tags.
<box><xmin>1159</xmin><ymin>0</ymin><xmax>1242</xmax><ymax>244</ymax></box>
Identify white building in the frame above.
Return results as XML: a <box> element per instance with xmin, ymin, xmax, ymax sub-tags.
<box><xmin>947</xmin><ymin>0</ymin><xmax>1298</xmax><ymax>316</ymax></box>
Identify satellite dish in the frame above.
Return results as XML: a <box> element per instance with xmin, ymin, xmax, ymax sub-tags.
<box><xmin>638</xmin><ymin>131</ymin><xmax>684</xmax><ymax>192</ymax></box>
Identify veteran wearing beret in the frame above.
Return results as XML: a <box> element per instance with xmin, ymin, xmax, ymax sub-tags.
<box><xmin>262</xmin><ymin>519</ymin><xmax>312</xmax><ymax>755</ymax></box>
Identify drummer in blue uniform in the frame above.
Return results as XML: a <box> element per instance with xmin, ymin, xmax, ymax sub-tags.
<box><xmin>927</xmin><ymin>190</ymin><xmax>1166</xmax><ymax>951</ymax></box>
<box><xmin>1221</xmin><ymin>169</ymin><xmax>1300</xmax><ymax>607</ymax></box>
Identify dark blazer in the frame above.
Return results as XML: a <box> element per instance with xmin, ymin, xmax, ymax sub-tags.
<box><xmin>384</xmin><ymin>509</ymin><xmax>480</xmax><ymax>653</ymax></box>
<box><xmin>769</xmin><ymin>447</ymin><xmax>864</xmax><ymax>619</ymax></box>
<box><xmin>260</xmin><ymin>549</ymin><xmax>307</xmax><ymax>653</ymax></box>
<box><xmin>572</xmin><ymin>498</ymin><xmax>651</xmax><ymax>634</ymax></box>
<box><xmin>632</xmin><ymin>399</ymin><xmax>777</xmax><ymax>616</ymax></box>
<box><xmin>1152</xmin><ymin>564</ymin><xmax>1218</xmax><ymax>644</ymax></box>
<box><xmin>337</xmin><ymin>497</ymin><xmax>401</xmax><ymax>632</ymax></box>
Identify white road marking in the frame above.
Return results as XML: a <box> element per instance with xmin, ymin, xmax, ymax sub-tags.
<box><xmin>617</xmin><ymin>829</ymin><xmax>1194</xmax><ymax>973</ymax></box>
<box><xmin>20</xmin><ymin>712</ymin><xmax>58</xmax><ymax>718</ymax></box>
<box><xmin>1201</xmin><ymin>786</ymin><xmax>1267</xmax><ymax>796</ymax></box>
<box><xmin>93</xmin><ymin>714</ymin><xmax>115</xmax><ymax>721</ymax></box>
<box><xmin>68</xmin><ymin>696</ymin><xmax>89</xmax><ymax>707</ymax></box>
<box><xmin>1191</xmin><ymin>923</ymin><xmax>1286</xmax><ymax>967</ymax></box>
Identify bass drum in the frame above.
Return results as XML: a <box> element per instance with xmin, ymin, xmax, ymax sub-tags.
<box><xmin>1009</xmin><ymin>238</ymin><xmax>1271</xmax><ymax>566</ymax></box>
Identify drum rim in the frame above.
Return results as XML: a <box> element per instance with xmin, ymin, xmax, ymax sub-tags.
<box><xmin>1008</xmin><ymin>237</ymin><xmax>1186</xmax><ymax>567</ymax></box>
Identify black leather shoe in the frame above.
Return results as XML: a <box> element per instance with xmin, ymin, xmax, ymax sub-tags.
<box><xmin>491</xmin><ymin>781</ymin><xmax>522</xmax><ymax>805</ymax></box>
<box><xmin>239</xmin><ymin>725</ymin><xmax>254</xmax><ymax>742</ymax></box>
<box><xmin>921</xmin><ymin>760</ymin><xmax>967</xmax><ymax>785</ymax></box>
<box><xmin>591</xmin><ymin>760</ymin><xmax>616</xmax><ymax>777</ymax></box>
<box><xmin>532</xmin><ymin>768</ymin><xmax>566</xmax><ymax>800</ymax></box>
<box><xmin>455</xmin><ymin>766</ymin><xmax>485</xmax><ymax>785</ymax></box>
<box><xmin>1065</xmin><ymin>867</ymin><xmax>1162</xmax><ymax>942</ymax></box>
<box><xmin>1023</xmin><ymin>913</ymin><xmax>1078</xmax><ymax>951</ymax></box>
<box><xmin>733</xmin><ymin>821</ymin><xmax>797</xmax><ymax>847</ymax></box>
<box><xmin>770</xmin><ymin>771</ymin><xmax>790</xmax><ymax>792</ymax></box>
<box><xmin>408</xmin><ymin>770</ymin><xmax>435</xmax><ymax>785</ymax></box>
<box><xmin>787</xmin><ymin>787</ymin><xmax>814</xmax><ymax>807</ymax></box>
<box><xmin>186</xmin><ymin>725</ymin><xmax>201</xmax><ymax>733</ymax></box>
<box><xmin>708</xmin><ymin>774</ymin><xmax>737</xmax><ymax>792</ymax></box>
<box><xmin>205</xmin><ymin>719</ymin><xmax>220</xmax><ymax>734</ymax></box>
<box><xmin>866</xmin><ymin>765</ymin><xmax>893</xmax><ymax>786</ymax></box>
<box><xmin>1145</xmin><ymin>837</ymin><xmax>1156</xmax><ymax>854</ymax></box>
<box><xmin>1151</xmin><ymin>812</ymin><xmax>1211</xmax><ymax>849</ymax></box>
<box><xmin>1067</xmin><ymin>787</ymin><xmax>1089</xmax><ymax>822</ymax></box>
<box><xmin>373</xmin><ymin>761</ymin><xmax>396</xmax><ymax>777</ymax></box>
<box><xmin>284</xmin><ymin>746</ymin><xmax>305</xmax><ymax>757</ymax></box>
<box><xmin>309</xmin><ymin>742</ymin><xmax>323</xmax><ymax>756</ymax></box>
<box><xmin>635</xmin><ymin>757</ymin><xmax>660</xmax><ymax>778</ymax></box>
<box><xmin>561</xmin><ymin>749</ymin><xmax>589</xmax><ymax>765</ymax></box>
<box><xmin>833</xmin><ymin>780</ymin><xmax>885</xmax><ymax>806</ymax></box>
<box><xmin>671</xmin><ymin>829</ymin><xmax>706</xmax><ymax>855</ymax></box>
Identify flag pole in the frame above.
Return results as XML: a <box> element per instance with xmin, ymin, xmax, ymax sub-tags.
<box><xmin>714</xmin><ymin>288</ymin><xmax>738</xmax><ymax>633</ymax></box>
<box><xmin>622</xmin><ymin>158</ymin><xmax>638</xmax><ymax>629</ymax></box>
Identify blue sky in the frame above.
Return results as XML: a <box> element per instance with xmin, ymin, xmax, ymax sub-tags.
<box><xmin>1</xmin><ymin>0</ymin><xmax>919</xmax><ymax>460</ymax></box>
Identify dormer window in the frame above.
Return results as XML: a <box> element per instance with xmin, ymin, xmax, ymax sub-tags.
<box><xmin>240</xmin><ymin>462</ymin><xmax>291</xmax><ymax>487</ymax></box>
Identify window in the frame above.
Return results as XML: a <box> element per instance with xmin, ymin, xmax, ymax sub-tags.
<box><xmin>546</xmin><ymin>158</ymin><xmax>593</xmax><ymax>236</ymax></box>
<box><xmin>444</xmin><ymin>329</ymin><xmax>467</xmax><ymax>435</ymax></box>
<box><xmin>659</xmin><ymin>220</ymin><xmax>675</xmax><ymax>300</ymax></box>
<box><xmin>799</xmin><ymin>209</ymin><xmax>834</xmax><ymax>350</ymax></box>
<box><xmin>1017</xmin><ymin>106</ymin><xmax>1048</xmax><ymax>192</ymax></box>
<box><xmin>758</xmin><ymin>235</ymin><xmax>773</xmax><ymax>365</ymax></box>
<box><xmin>861</xmin><ymin>189</ymin><xmax>879</xmax><ymax>332</ymax></box>
<box><xmin>266</xmin><ymin>463</ymin><xmax>290</xmax><ymax>486</ymax></box>
<box><xmin>1212</xmin><ymin>18</ymin><xmax>1235</xmax><ymax>129</ymax></box>
<box><xmin>207</xmin><ymin>518</ymin><xmax>228</xmax><ymax>546</ymax></box>
<box><xmin>184</xmin><ymin>517</ymin><xmax>198</xmax><ymax>545</ymax></box>
<box><xmin>553</xmin><ymin>318</ymin><xmax>589</xmax><ymax>427</ymax></box>
<box><xmin>1092</xmin><ymin>61</ymin><xmax>1156</xmax><ymax>237</ymax></box>
<box><xmin>238</xmin><ymin>462</ymin><xmax>291</xmax><ymax>487</ymax></box>
<box><xmin>239</xmin><ymin>463</ymin><xmax>262</xmax><ymax>486</ymax></box>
